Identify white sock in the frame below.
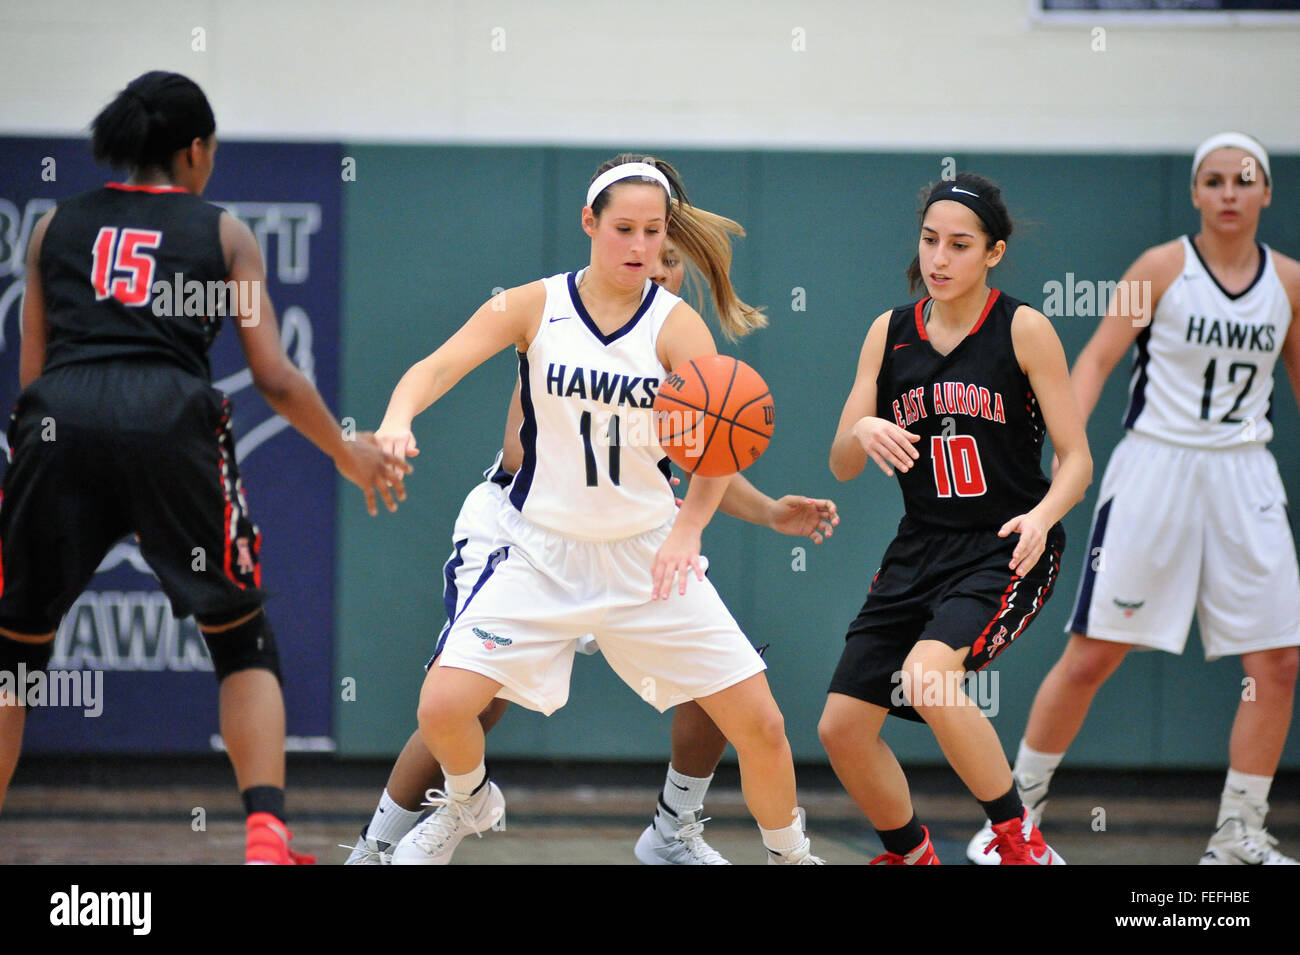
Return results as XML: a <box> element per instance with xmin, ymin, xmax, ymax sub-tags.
<box><xmin>1014</xmin><ymin>740</ymin><xmax>1064</xmax><ymax>789</ymax></box>
<box><xmin>1219</xmin><ymin>769</ymin><xmax>1272</xmax><ymax>827</ymax></box>
<box><xmin>661</xmin><ymin>764</ymin><xmax>713</xmax><ymax>817</ymax></box>
<box><xmin>760</xmin><ymin>811</ymin><xmax>806</xmax><ymax>855</ymax></box>
<box><xmin>368</xmin><ymin>789</ymin><xmax>422</xmax><ymax>845</ymax></box>
<box><xmin>444</xmin><ymin>761</ymin><xmax>488</xmax><ymax>808</ymax></box>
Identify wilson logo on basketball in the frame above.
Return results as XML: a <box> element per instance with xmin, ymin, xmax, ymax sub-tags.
<box><xmin>473</xmin><ymin>627</ymin><xmax>513</xmax><ymax>650</ymax></box>
<box><xmin>653</xmin><ymin>354</ymin><xmax>775</xmax><ymax>477</ymax></box>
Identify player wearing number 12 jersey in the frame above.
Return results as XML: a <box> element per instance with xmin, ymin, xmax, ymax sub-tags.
<box><xmin>969</xmin><ymin>132</ymin><xmax>1300</xmax><ymax>866</ymax></box>
<box><xmin>820</xmin><ymin>174</ymin><xmax>1092</xmax><ymax>865</ymax></box>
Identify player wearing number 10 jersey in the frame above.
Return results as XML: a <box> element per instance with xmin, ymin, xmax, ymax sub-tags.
<box><xmin>820</xmin><ymin>174</ymin><xmax>1092</xmax><ymax>865</ymax></box>
<box><xmin>969</xmin><ymin>132</ymin><xmax>1300</xmax><ymax>866</ymax></box>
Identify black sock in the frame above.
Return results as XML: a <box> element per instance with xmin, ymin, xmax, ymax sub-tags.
<box><xmin>980</xmin><ymin>784</ymin><xmax>1023</xmax><ymax>826</ymax></box>
<box><xmin>876</xmin><ymin>813</ymin><xmax>926</xmax><ymax>856</ymax></box>
<box><xmin>242</xmin><ymin>785</ymin><xmax>286</xmax><ymax>821</ymax></box>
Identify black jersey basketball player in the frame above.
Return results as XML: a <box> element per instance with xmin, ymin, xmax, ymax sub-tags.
<box><xmin>819</xmin><ymin>174</ymin><xmax>1092</xmax><ymax>865</ymax></box>
<box><xmin>0</xmin><ymin>71</ymin><xmax>408</xmax><ymax>863</ymax></box>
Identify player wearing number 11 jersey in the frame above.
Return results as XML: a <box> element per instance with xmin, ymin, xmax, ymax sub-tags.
<box><xmin>820</xmin><ymin>174</ymin><xmax>1092</xmax><ymax>865</ymax></box>
<box><xmin>969</xmin><ymin>132</ymin><xmax>1300</xmax><ymax>866</ymax></box>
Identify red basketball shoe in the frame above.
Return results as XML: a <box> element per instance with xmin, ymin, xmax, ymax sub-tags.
<box><xmin>245</xmin><ymin>812</ymin><xmax>316</xmax><ymax>865</ymax></box>
<box><xmin>870</xmin><ymin>826</ymin><xmax>941</xmax><ymax>865</ymax></box>
<box><xmin>986</xmin><ymin>809</ymin><xmax>1065</xmax><ymax>865</ymax></box>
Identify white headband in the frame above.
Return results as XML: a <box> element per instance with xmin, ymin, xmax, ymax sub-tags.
<box><xmin>1192</xmin><ymin>132</ymin><xmax>1271</xmax><ymax>186</ymax></box>
<box><xmin>586</xmin><ymin>162</ymin><xmax>672</xmax><ymax>208</ymax></box>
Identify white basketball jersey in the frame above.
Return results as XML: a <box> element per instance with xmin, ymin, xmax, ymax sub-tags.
<box><xmin>1125</xmin><ymin>236</ymin><xmax>1291</xmax><ymax>448</ymax></box>
<box><xmin>507</xmin><ymin>270</ymin><xmax>680</xmax><ymax>540</ymax></box>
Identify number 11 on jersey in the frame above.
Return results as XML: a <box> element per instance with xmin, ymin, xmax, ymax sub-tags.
<box><xmin>580</xmin><ymin>411</ymin><xmax>621</xmax><ymax>486</ymax></box>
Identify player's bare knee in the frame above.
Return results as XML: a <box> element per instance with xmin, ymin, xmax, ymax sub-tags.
<box><xmin>1061</xmin><ymin>635</ymin><xmax>1126</xmax><ymax>687</ymax></box>
<box><xmin>728</xmin><ymin>705</ymin><xmax>785</xmax><ymax>754</ymax></box>
<box><xmin>817</xmin><ymin>713</ymin><xmax>851</xmax><ymax>754</ymax></box>
<box><xmin>417</xmin><ymin>694</ymin><xmax>471</xmax><ymax>739</ymax></box>
<box><xmin>1245</xmin><ymin>646</ymin><xmax>1299</xmax><ymax>690</ymax></box>
<box><xmin>197</xmin><ymin>608</ymin><xmax>281</xmax><ymax>684</ymax></box>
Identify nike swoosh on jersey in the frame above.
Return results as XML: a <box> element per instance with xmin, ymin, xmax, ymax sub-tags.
<box><xmin>549</xmin><ymin>315</ymin><xmax>571</xmax><ymax>323</ymax></box>
<box><xmin>893</xmin><ymin>343</ymin><xmax>911</xmax><ymax>351</ymax></box>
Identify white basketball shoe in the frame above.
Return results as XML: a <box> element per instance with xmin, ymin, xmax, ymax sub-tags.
<box><xmin>391</xmin><ymin>783</ymin><xmax>507</xmax><ymax>865</ymax></box>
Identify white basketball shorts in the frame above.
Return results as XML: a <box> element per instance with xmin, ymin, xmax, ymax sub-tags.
<box><xmin>430</xmin><ymin>480</ymin><xmax>597</xmax><ymax>664</ymax></box>
<box><xmin>434</xmin><ymin>505</ymin><xmax>766</xmax><ymax>715</ymax></box>
<box><xmin>1067</xmin><ymin>432</ymin><xmax>1300</xmax><ymax>659</ymax></box>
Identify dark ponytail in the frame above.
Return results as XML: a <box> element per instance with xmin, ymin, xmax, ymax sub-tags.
<box><xmin>906</xmin><ymin>172</ymin><xmax>1013</xmax><ymax>294</ymax></box>
<box><xmin>91</xmin><ymin>71</ymin><xmax>215</xmax><ymax>172</ymax></box>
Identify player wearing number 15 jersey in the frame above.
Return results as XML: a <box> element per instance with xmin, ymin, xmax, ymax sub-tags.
<box><xmin>820</xmin><ymin>174</ymin><xmax>1092</xmax><ymax>865</ymax></box>
<box><xmin>969</xmin><ymin>132</ymin><xmax>1300</xmax><ymax>866</ymax></box>
<box><xmin>0</xmin><ymin>71</ymin><xmax>405</xmax><ymax>864</ymax></box>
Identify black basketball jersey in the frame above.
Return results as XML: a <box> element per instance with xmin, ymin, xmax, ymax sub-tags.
<box><xmin>875</xmin><ymin>289</ymin><xmax>1050</xmax><ymax>531</ymax></box>
<box><xmin>39</xmin><ymin>184</ymin><xmax>228</xmax><ymax>380</ymax></box>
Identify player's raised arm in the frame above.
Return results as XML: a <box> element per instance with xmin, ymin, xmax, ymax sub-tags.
<box><xmin>377</xmin><ymin>281</ymin><xmax>545</xmax><ymax>458</ymax></box>
<box><xmin>716</xmin><ymin>474</ymin><xmax>838</xmax><ymax>544</ymax></box>
<box><xmin>830</xmin><ymin>310</ymin><xmax>919</xmax><ymax>480</ymax></box>
<box><xmin>225</xmin><ymin>212</ymin><xmax>410</xmax><ymax>515</ymax></box>
<box><xmin>652</xmin><ymin>300</ymin><xmax>727</xmax><ymax>597</ymax></box>
<box><xmin>1069</xmin><ymin>241</ymin><xmax>1182</xmax><ymax>425</ymax></box>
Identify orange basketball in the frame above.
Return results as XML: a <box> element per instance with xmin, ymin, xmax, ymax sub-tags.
<box><xmin>654</xmin><ymin>354</ymin><xmax>774</xmax><ymax>477</ymax></box>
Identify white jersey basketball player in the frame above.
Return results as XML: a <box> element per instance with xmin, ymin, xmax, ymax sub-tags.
<box><xmin>345</xmin><ymin>235</ymin><xmax>838</xmax><ymax>866</ymax></box>
<box><xmin>969</xmin><ymin>132</ymin><xmax>1300</xmax><ymax>865</ymax></box>
<box><xmin>374</xmin><ymin>156</ymin><xmax>823</xmax><ymax>865</ymax></box>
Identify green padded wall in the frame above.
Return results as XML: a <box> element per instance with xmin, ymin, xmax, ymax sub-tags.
<box><xmin>337</xmin><ymin>145</ymin><xmax>1300</xmax><ymax>769</ymax></box>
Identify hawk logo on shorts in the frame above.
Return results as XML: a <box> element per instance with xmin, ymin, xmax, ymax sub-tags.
<box><xmin>989</xmin><ymin>626</ymin><xmax>1008</xmax><ymax>651</ymax></box>
<box><xmin>473</xmin><ymin>627</ymin><xmax>512</xmax><ymax>650</ymax></box>
<box><xmin>1112</xmin><ymin>598</ymin><xmax>1145</xmax><ymax>618</ymax></box>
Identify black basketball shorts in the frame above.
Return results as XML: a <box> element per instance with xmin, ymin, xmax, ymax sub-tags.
<box><xmin>0</xmin><ymin>361</ymin><xmax>265</xmax><ymax>666</ymax></box>
<box><xmin>829</xmin><ymin>515</ymin><xmax>1064</xmax><ymax>722</ymax></box>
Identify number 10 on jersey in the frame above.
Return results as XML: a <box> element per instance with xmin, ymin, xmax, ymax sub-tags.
<box><xmin>931</xmin><ymin>434</ymin><xmax>986</xmax><ymax>498</ymax></box>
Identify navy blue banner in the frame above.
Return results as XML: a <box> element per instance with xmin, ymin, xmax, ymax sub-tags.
<box><xmin>0</xmin><ymin>137</ymin><xmax>342</xmax><ymax>752</ymax></box>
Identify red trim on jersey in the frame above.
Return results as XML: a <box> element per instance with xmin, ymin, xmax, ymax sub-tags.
<box><xmin>105</xmin><ymin>182</ymin><xmax>189</xmax><ymax>194</ymax></box>
<box><xmin>967</xmin><ymin>288</ymin><xmax>1001</xmax><ymax>336</ymax></box>
<box><xmin>914</xmin><ymin>290</ymin><xmax>999</xmax><ymax>340</ymax></box>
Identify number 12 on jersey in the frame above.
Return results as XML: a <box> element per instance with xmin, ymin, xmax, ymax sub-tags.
<box><xmin>931</xmin><ymin>434</ymin><xmax>986</xmax><ymax>498</ymax></box>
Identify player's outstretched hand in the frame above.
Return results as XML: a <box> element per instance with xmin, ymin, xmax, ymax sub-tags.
<box><xmin>769</xmin><ymin>496</ymin><xmax>839</xmax><ymax>543</ymax></box>
<box><xmin>853</xmin><ymin>416</ymin><xmax>920</xmax><ymax>477</ymax></box>
<box><xmin>336</xmin><ymin>432</ymin><xmax>412</xmax><ymax>516</ymax></box>
<box><xmin>375</xmin><ymin>426</ymin><xmax>420</xmax><ymax>460</ymax></box>
<box><xmin>652</xmin><ymin>521</ymin><xmax>705</xmax><ymax>600</ymax></box>
<box><xmin>998</xmin><ymin>510</ymin><xmax>1047</xmax><ymax>577</ymax></box>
